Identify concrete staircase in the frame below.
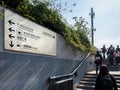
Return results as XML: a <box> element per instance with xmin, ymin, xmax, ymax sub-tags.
<box><xmin>76</xmin><ymin>71</ymin><xmax>120</xmax><ymax>90</ymax></box>
<box><xmin>75</xmin><ymin>58</ymin><xmax>120</xmax><ymax>90</ymax></box>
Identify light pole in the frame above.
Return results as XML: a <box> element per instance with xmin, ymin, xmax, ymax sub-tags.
<box><xmin>89</xmin><ymin>7</ymin><xmax>95</xmax><ymax>45</ymax></box>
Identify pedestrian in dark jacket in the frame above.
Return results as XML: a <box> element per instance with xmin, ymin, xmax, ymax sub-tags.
<box><xmin>95</xmin><ymin>64</ymin><xmax>118</xmax><ymax>90</ymax></box>
<box><xmin>101</xmin><ymin>45</ymin><xmax>107</xmax><ymax>59</ymax></box>
<box><xmin>107</xmin><ymin>45</ymin><xmax>115</xmax><ymax>65</ymax></box>
<box><xmin>94</xmin><ymin>51</ymin><xmax>103</xmax><ymax>74</ymax></box>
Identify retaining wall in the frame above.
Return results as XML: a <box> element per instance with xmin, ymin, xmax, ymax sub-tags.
<box><xmin>0</xmin><ymin>6</ymin><xmax>95</xmax><ymax>90</ymax></box>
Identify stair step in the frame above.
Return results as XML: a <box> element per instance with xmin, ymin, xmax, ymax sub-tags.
<box><xmin>84</xmin><ymin>75</ymin><xmax>97</xmax><ymax>78</ymax></box>
<box><xmin>77</xmin><ymin>84</ymin><xmax>94</xmax><ymax>89</ymax></box>
<box><xmin>80</xmin><ymin>81</ymin><xmax>95</xmax><ymax>85</ymax></box>
<box><xmin>81</xmin><ymin>78</ymin><xmax>96</xmax><ymax>82</ymax></box>
<box><xmin>114</xmin><ymin>76</ymin><xmax>120</xmax><ymax>80</ymax></box>
<box><xmin>76</xmin><ymin>88</ymin><xmax>93</xmax><ymax>90</ymax></box>
<box><xmin>117</xmin><ymin>80</ymin><xmax>120</xmax><ymax>83</ymax></box>
<box><xmin>76</xmin><ymin>71</ymin><xmax>120</xmax><ymax>90</ymax></box>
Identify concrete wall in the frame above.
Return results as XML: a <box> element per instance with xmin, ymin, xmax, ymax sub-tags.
<box><xmin>0</xmin><ymin>52</ymin><xmax>95</xmax><ymax>90</ymax></box>
<box><xmin>0</xmin><ymin>6</ymin><xmax>95</xmax><ymax>90</ymax></box>
<box><xmin>0</xmin><ymin>52</ymin><xmax>80</xmax><ymax>90</ymax></box>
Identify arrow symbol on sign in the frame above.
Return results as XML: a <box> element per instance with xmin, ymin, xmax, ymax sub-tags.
<box><xmin>8</xmin><ymin>20</ymin><xmax>15</xmax><ymax>25</ymax></box>
<box><xmin>9</xmin><ymin>28</ymin><xmax>15</xmax><ymax>32</ymax></box>
<box><xmin>9</xmin><ymin>34</ymin><xmax>15</xmax><ymax>39</ymax></box>
<box><xmin>9</xmin><ymin>41</ymin><xmax>14</xmax><ymax>47</ymax></box>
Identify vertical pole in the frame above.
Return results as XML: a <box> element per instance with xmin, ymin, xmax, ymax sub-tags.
<box><xmin>90</xmin><ymin>7</ymin><xmax>95</xmax><ymax>45</ymax></box>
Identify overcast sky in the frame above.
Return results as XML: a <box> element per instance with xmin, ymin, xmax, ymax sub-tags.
<box><xmin>62</xmin><ymin>0</ymin><xmax>120</xmax><ymax>49</ymax></box>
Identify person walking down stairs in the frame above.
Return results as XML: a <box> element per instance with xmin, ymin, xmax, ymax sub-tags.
<box><xmin>95</xmin><ymin>64</ymin><xmax>118</xmax><ymax>90</ymax></box>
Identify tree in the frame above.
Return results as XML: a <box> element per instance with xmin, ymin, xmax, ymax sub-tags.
<box><xmin>0</xmin><ymin>0</ymin><xmax>28</xmax><ymax>9</ymax></box>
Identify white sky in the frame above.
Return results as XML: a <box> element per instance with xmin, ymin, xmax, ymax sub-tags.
<box><xmin>61</xmin><ymin>0</ymin><xmax>120</xmax><ymax>49</ymax></box>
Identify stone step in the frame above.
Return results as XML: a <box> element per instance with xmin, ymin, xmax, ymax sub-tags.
<box><xmin>77</xmin><ymin>84</ymin><xmax>94</xmax><ymax>89</ymax></box>
<box><xmin>78</xmin><ymin>81</ymin><xmax>120</xmax><ymax>88</ymax></box>
<box><xmin>76</xmin><ymin>88</ymin><xmax>93</xmax><ymax>90</ymax></box>
<box><xmin>77</xmin><ymin>84</ymin><xmax>120</xmax><ymax>90</ymax></box>
<box><xmin>76</xmin><ymin>71</ymin><xmax>120</xmax><ymax>90</ymax></box>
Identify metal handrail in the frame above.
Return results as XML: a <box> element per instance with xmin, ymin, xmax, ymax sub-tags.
<box><xmin>48</xmin><ymin>52</ymin><xmax>91</xmax><ymax>80</ymax></box>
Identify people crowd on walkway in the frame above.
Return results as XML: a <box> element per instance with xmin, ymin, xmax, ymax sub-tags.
<box><xmin>94</xmin><ymin>45</ymin><xmax>119</xmax><ymax>90</ymax></box>
<box><xmin>94</xmin><ymin>44</ymin><xmax>120</xmax><ymax>74</ymax></box>
<box><xmin>101</xmin><ymin>45</ymin><xmax>120</xmax><ymax>66</ymax></box>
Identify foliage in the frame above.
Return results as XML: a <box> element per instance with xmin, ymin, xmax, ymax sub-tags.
<box><xmin>16</xmin><ymin>0</ymin><xmax>66</xmax><ymax>35</ymax></box>
<box><xmin>0</xmin><ymin>0</ymin><xmax>26</xmax><ymax>9</ymax></box>
<box><xmin>63</xmin><ymin>17</ymin><xmax>93</xmax><ymax>52</ymax></box>
<box><xmin>0</xmin><ymin>11</ymin><xmax>4</xmax><ymax>19</ymax></box>
<box><xmin>0</xmin><ymin>0</ymin><xmax>96</xmax><ymax>53</ymax></box>
<box><xmin>48</xmin><ymin>0</ymin><xmax>76</xmax><ymax>14</ymax></box>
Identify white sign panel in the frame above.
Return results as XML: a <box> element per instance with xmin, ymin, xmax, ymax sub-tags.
<box><xmin>4</xmin><ymin>9</ymin><xmax>57</xmax><ymax>56</ymax></box>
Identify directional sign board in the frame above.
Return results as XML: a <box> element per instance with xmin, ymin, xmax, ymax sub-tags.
<box><xmin>4</xmin><ymin>9</ymin><xmax>57</xmax><ymax>56</ymax></box>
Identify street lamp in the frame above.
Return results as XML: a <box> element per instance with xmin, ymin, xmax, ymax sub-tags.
<box><xmin>89</xmin><ymin>7</ymin><xmax>95</xmax><ymax>45</ymax></box>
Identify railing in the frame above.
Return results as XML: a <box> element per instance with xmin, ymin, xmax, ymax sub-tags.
<box><xmin>48</xmin><ymin>52</ymin><xmax>91</xmax><ymax>90</ymax></box>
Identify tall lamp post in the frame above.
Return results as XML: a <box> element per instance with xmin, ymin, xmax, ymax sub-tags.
<box><xmin>89</xmin><ymin>7</ymin><xmax>95</xmax><ymax>45</ymax></box>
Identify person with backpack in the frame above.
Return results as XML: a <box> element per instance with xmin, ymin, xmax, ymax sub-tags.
<box><xmin>95</xmin><ymin>64</ymin><xmax>118</xmax><ymax>90</ymax></box>
<box><xmin>94</xmin><ymin>51</ymin><xmax>103</xmax><ymax>74</ymax></box>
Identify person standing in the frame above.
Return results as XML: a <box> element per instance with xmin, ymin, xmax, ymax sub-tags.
<box><xmin>116</xmin><ymin>45</ymin><xmax>120</xmax><ymax>51</ymax></box>
<box><xmin>115</xmin><ymin>45</ymin><xmax>120</xmax><ymax>65</ymax></box>
<box><xmin>107</xmin><ymin>45</ymin><xmax>115</xmax><ymax>65</ymax></box>
<box><xmin>95</xmin><ymin>64</ymin><xmax>118</xmax><ymax>90</ymax></box>
<box><xmin>94</xmin><ymin>51</ymin><xmax>103</xmax><ymax>74</ymax></box>
<box><xmin>114</xmin><ymin>50</ymin><xmax>120</xmax><ymax>65</ymax></box>
<box><xmin>101</xmin><ymin>45</ymin><xmax>107</xmax><ymax>59</ymax></box>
